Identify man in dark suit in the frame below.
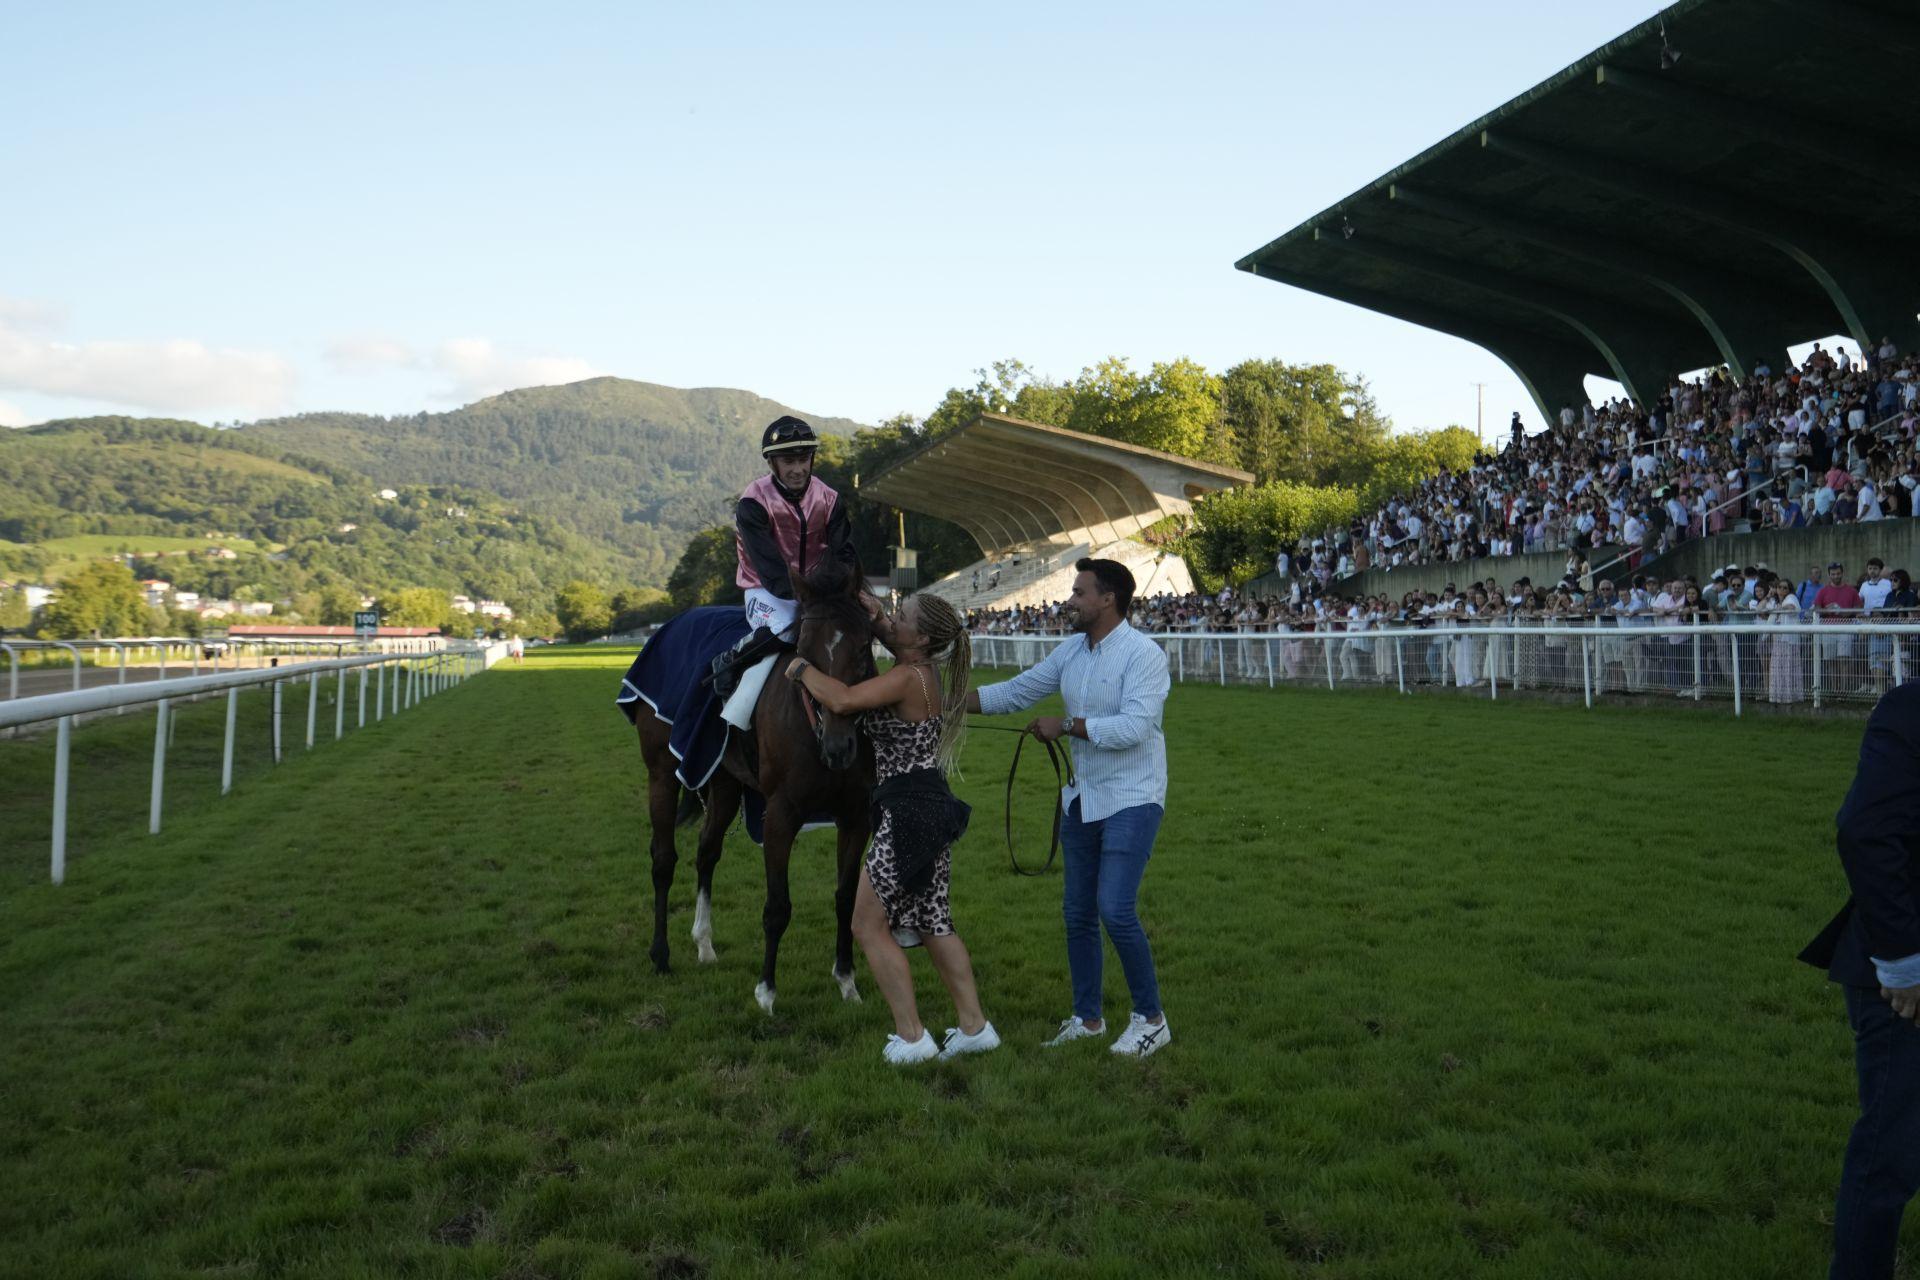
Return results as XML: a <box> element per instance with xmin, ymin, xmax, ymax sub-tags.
<box><xmin>1802</xmin><ymin>682</ymin><xmax>1920</xmax><ymax>1278</ymax></box>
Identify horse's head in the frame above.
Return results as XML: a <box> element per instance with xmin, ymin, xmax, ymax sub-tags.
<box><xmin>792</xmin><ymin>559</ymin><xmax>875</xmax><ymax>772</ymax></box>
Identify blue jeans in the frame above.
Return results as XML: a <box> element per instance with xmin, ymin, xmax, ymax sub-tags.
<box><xmin>1059</xmin><ymin>798</ymin><xmax>1163</xmax><ymax>1023</ymax></box>
<box><xmin>1832</xmin><ymin>984</ymin><xmax>1920</xmax><ymax>1279</ymax></box>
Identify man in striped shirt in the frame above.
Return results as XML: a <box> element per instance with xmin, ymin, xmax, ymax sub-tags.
<box><xmin>966</xmin><ymin>558</ymin><xmax>1174</xmax><ymax>1058</ymax></box>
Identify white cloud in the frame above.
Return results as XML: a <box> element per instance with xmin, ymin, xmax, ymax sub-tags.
<box><xmin>324</xmin><ymin>335</ymin><xmax>419</xmax><ymax>373</ymax></box>
<box><xmin>0</xmin><ymin>298</ymin><xmax>64</xmax><ymax>332</ymax></box>
<box><xmin>0</xmin><ymin>398</ymin><xmax>29</xmax><ymax>428</ymax></box>
<box><xmin>433</xmin><ymin>339</ymin><xmax>600</xmax><ymax>402</ymax></box>
<box><xmin>0</xmin><ymin>296</ymin><xmax>294</xmax><ymax>416</ymax></box>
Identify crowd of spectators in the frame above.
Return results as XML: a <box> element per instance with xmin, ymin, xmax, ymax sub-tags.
<box><xmin>966</xmin><ymin>558</ymin><xmax>1919</xmax><ymax>704</ymax></box>
<box><xmin>1275</xmin><ymin>340</ymin><xmax>1920</xmax><ymax>590</ymax></box>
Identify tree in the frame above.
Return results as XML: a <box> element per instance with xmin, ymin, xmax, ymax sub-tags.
<box><xmin>315</xmin><ymin>582</ymin><xmax>361</xmax><ymax>626</ymax></box>
<box><xmin>37</xmin><ymin>561</ymin><xmax>150</xmax><ymax>638</ymax></box>
<box><xmin>1065</xmin><ymin>356</ymin><xmax>1225</xmax><ymax>460</ymax></box>
<box><xmin>666</xmin><ymin>527</ymin><xmax>743</xmax><ymax>613</ymax></box>
<box><xmin>1352</xmin><ymin>427</ymin><xmax>1482</xmax><ymax>504</ymax></box>
<box><xmin>1187</xmin><ymin>482</ymin><xmax>1365</xmax><ymax>586</ymax></box>
<box><xmin>610</xmin><ymin>586</ymin><xmax>673</xmax><ymax>631</ymax></box>
<box><xmin>378</xmin><ymin>587</ymin><xmax>453</xmax><ymax>630</ymax></box>
<box><xmin>1220</xmin><ymin>360</ymin><xmax>1392</xmax><ymax>485</ymax></box>
<box><xmin>0</xmin><ymin>586</ymin><xmax>29</xmax><ymax>633</ymax></box>
<box><xmin>512</xmin><ymin>608</ymin><xmax>560</xmax><ymax>640</ymax></box>
<box><xmin>554</xmin><ymin>580</ymin><xmax>613</xmax><ymax>642</ymax></box>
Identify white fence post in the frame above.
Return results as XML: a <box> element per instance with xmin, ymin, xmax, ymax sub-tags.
<box><xmin>1323</xmin><ymin>638</ymin><xmax>1335</xmax><ymax>691</ymax></box>
<box><xmin>336</xmin><ymin>669</ymin><xmax>347</xmax><ymax>740</ymax></box>
<box><xmin>149</xmin><ymin>698</ymin><xmax>169</xmax><ymax>835</ymax></box>
<box><xmin>51</xmin><ymin>715</ymin><xmax>71</xmax><ymax>884</ymax></box>
<box><xmin>272</xmin><ymin>680</ymin><xmax>283</xmax><ymax>763</ymax></box>
<box><xmin>222</xmin><ymin>688</ymin><xmax>239</xmax><ymax>793</ymax></box>
<box><xmin>306</xmin><ymin>673</ymin><xmax>319</xmax><ymax>749</ymax></box>
<box><xmin>1732</xmin><ymin>636</ymin><xmax>1742</xmax><ymax>717</ymax></box>
<box><xmin>1812</xmin><ymin>635</ymin><xmax>1823</xmax><ymax>710</ymax></box>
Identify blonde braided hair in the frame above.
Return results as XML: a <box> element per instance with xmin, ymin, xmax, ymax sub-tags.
<box><xmin>905</xmin><ymin>592</ymin><xmax>971</xmax><ymax>778</ymax></box>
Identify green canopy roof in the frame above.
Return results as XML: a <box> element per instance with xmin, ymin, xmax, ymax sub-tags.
<box><xmin>1236</xmin><ymin>0</ymin><xmax>1920</xmax><ymax>422</ymax></box>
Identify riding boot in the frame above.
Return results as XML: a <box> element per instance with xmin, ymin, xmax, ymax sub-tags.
<box><xmin>708</xmin><ymin>626</ymin><xmax>788</xmax><ymax>699</ymax></box>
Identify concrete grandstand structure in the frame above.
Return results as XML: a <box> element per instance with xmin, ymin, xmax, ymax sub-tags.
<box><xmin>1236</xmin><ymin>0</ymin><xmax>1920</xmax><ymax>423</ymax></box>
<box><xmin>857</xmin><ymin>412</ymin><xmax>1251</xmax><ymax>610</ymax></box>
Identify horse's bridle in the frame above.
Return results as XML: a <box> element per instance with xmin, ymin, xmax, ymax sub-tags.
<box><xmin>790</xmin><ymin>605</ymin><xmax>876</xmax><ymax>758</ymax></box>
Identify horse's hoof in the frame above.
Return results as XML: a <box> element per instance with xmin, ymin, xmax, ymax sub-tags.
<box><xmin>833</xmin><ymin>968</ymin><xmax>860</xmax><ymax>1002</ymax></box>
<box><xmin>696</xmin><ymin>940</ymin><xmax>718</xmax><ymax>965</ymax></box>
<box><xmin>753</xmin><ymin>982</ymin><xmax>776</xmax><ymax>1016</ymax></box>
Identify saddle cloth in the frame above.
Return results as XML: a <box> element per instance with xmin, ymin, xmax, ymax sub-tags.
<box><xmin>616</xmin><ymin>606</ymin><xmax>749</xmax><ymax>790</ymax></box>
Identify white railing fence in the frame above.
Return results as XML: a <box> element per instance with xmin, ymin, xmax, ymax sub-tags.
<box><xmin>0</xmin><ymin>637</ymin><xmax>394</xmax><ymax>715</ymax></box>
<box><xmin>973</xmin><ymin>623</ymin><xmax>1920</xmax><ymax>718</ymax></box>
<box><xmin>1</xmin><ymin>644</ymin><xmax>489</xmax><ymax>885</ymax></box>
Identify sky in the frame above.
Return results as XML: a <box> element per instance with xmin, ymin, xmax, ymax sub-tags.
<box><xmin>1</xmin><ymin>1</ymin><xmax>1747</xmax><ymax>438</ymax></box>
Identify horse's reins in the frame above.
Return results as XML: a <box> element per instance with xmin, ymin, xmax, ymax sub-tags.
<box><xmin>969</xmin><ymin>720</ymin><xmax>1076</xmax><ymax>876</ymax></box>
<box><xmin>790</xmin><ymin>605</ymin><xmax>875</xmax><ymax>751</ymax></box>
<box><xmin>786</xmin><ymin>607</ymin><xmax>1069</xmax><ymax>876</ymax></box>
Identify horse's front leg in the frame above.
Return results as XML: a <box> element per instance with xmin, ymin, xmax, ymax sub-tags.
<box><xmin>756</xmin><ymin>802</ymin><xmax>797</xmax><ymax>1016</ymax></box>
<box><xmin>832</xmin><ymin>806</ymin><xmax>869</xmax><ymax>1002</ymax></box>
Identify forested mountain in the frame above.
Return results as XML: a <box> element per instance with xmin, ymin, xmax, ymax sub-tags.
<box><xmin>0</xmin><ymin>418</ymin><xmax>622</xmax><ymax>617</ymax></box>
<box><xmin>243</xmin><ymin>378</ymin><xmax>868</xmax><ymax>584</ymax></box>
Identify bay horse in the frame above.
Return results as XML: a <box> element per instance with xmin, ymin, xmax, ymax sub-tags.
<box><xmin>634</xmin><ymin>560</ymin><xmax>877</xmax><ymax>1015</ymax></box>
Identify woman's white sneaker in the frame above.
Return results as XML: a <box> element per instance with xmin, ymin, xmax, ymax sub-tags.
<box><xmin>1042</xmin><ymin>1016</ymin><xmax>1103</xmax><ymax>1048</ymax></box>
<box><xmin>938</xmin><ymin>1022</ymin><xmax>1001</xmax><ymax>1059</ymax></box>
<box><xmin>883</xmin><ymin>1031</ymin><xmax>938</xmax><ymax>1065</ymax></box>
<box><xmin>1109</xmin><ymin>1012</ymin><xmax>1171</xmax><ymax>1058</ymax></box>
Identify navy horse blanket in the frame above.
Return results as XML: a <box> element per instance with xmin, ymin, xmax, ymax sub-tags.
<box><xmin>616</xmin><ymin>605</ymin><xmax>748</xmax><ymax>790</ymax></box>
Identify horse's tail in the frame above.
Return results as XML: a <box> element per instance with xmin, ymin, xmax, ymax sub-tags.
<box><xmin>675</xmin><ymin>786</ymin><xmax>704</xmax><ymax>828</ymax></box>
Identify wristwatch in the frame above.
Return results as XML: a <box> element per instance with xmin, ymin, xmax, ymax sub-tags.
<box><xmin>1066</xmin><ymin>715</ymin><xmax>1081</xmax><ymax>738</ymax></box>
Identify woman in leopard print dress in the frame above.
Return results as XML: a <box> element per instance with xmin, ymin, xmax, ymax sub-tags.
<box><xmin>863</xmin><ymin>684</ymin><xmax>955</xmax><ymax>938</ymax></box>
<box><xmin>789</xmin><ymin>594</ymin><xmax>1000</xmax><ymax>1065</ymax></box>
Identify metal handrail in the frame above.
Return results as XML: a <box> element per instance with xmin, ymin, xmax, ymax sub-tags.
<box><xmin>7</xmin><ymin>643</ymin><xmax>495</xmax><ymax>884</ymax></box>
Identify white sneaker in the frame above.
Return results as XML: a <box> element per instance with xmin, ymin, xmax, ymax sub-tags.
<box><xmin>891</xmin><ymin>927</ymin><xmax>923</xmax><ymax>949</ymax></box>
<box><xmin>1042</xmin><ymin>1016</ymin><xmax>1103</xmax><ymax>1048</ymax></box>
<box><xmin>1109</xmin><ymin>1012</ymin><xmax>1171</xmax><ymax>1058</ymax></box>
<box><xmin>938</xmin><ymin>1021</ymin><xmax>1001</xmax><ymax>1059</ymax></box>
<box><xmin>882</xmin><ymin>1030</ymin><xmax>937</xmax><ymax>1065</ymax></box>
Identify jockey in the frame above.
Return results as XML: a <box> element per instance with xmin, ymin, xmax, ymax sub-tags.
<box><xmin>709</xmin><ymin>414</ymin><xmax>860</xmax><ymax>700</ymax></box>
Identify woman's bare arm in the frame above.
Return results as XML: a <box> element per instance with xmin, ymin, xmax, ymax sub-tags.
<box><xmin>790</xmin><ymin>659</ymin><xmax>912</xmax><ymax>716</ymax></box>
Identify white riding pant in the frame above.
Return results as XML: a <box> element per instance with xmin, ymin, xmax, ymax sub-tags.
<box><xmin>723</xmin><ymin>589</ymin><xmax>797</xmax><ymax>730</ymax></box>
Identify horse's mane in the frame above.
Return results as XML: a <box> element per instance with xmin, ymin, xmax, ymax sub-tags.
<box><xmin>798</xmin><ymin>559</ymin><xmax>871</xmax><ymax>633</ymax></box>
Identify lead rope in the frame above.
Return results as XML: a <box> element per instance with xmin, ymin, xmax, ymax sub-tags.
<box><xmin>967</xmin><ymin>720</ymin><xmax>1075</xmax><ymax>877</ymax></box>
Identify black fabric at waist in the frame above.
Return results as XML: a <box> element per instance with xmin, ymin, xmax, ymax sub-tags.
<box><xmin>871</xmin><ymin>767</ymin><xmax>972</xmax><ymax>893</ymax></box>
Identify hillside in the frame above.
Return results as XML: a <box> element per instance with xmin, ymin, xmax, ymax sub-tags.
<box><xmin>243</xmin><ymin>377</ymin><xmax>870</xmax><ymax>584</ymax></box>
<box><xmin>0</xmin><ymin>418</ymin><xmax>622</xmax><ymax>612</ymax></box>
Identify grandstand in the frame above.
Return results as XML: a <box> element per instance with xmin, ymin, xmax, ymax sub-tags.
<box><xmin>856</xmin><ymin>412</ymin><xmax>1250</xmax><ymax>610</ymax></box>
<box><xmin>1227</xmin><ymin>0</ymin><xmax>1920</xmax><ymax>604</ymax></box>
<box><xmin>1236</xmin><ymin>0</ymin><xmax>1920</xmax><ymax>424</ymax></box>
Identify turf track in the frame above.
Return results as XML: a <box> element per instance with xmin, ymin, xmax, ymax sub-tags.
<box><xmin>0</xmin><ymin>648</ymin><xmax>1895</xmax><ymax>1278</ymax></box>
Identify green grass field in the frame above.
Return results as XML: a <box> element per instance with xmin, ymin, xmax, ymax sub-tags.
<box><xmin>0</xmin><ymin>649</ymin><xmax>1896</xmax><ymax>1278</ymax></box>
